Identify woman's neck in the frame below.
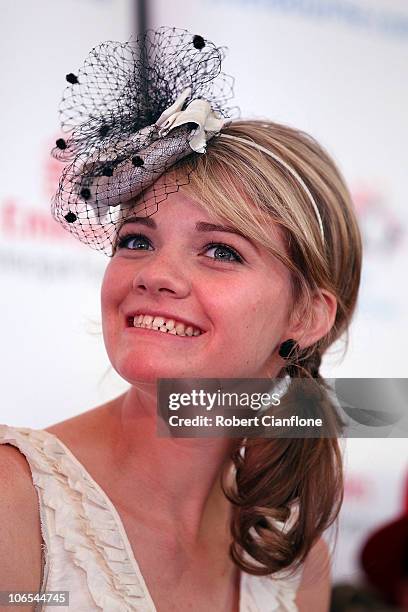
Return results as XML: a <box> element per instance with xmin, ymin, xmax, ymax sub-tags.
<box><xmin>106</xmin><ymin>385</ymin><xmax>238</xmax><ymax>550</ymax></box>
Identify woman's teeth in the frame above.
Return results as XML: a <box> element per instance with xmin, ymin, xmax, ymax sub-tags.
<box><xmin>132</xmin><ymin>314</ymin><xmax>202</xmax><ymax>337</ymax></box>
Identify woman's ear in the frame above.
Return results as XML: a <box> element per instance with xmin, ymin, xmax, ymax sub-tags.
<box><xmin>286</xmin><ymin>289</ymin><xmax>337</xmax><ymax>350</ymax></box>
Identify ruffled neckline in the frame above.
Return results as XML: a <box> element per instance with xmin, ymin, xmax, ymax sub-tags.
<box><xmin>47</xmin><ymin>427</ymin><xmax>158</xmax><ymax>610</ymax></box>
<box><xmin>0</xmin><ymin>424</ymin><xmax>156</xmax><ymax>611</ymax></box>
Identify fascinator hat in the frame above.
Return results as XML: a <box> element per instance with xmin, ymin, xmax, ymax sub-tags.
<box><xmin>51</xmin><ymin>26</ymin><xmax>325</xmax><ymax>256</ymax></box>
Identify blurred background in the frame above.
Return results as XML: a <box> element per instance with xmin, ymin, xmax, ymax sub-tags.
<box><xmin>1</xmin><ymin>0</ymin><xmax>407</xmax><ymax>609</ymax></box>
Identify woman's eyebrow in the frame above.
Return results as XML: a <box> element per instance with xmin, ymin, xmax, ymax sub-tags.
<box><xmin>120</xmin><ymin>217</ymin><xmax>259</xmax><ymax>252</ymax></box>
<box><xmin>121</xmin><ymin>216</ymin><xmax>156</xmax><ymax>229</ymax></box>
<box><xmin>195</xmin><ymin>222</ymin><xmax>259</xmax><ymax>252</ymax></box>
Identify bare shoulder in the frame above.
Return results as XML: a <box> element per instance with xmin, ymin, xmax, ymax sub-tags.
<box><xmin>0</xmin><ymin>444</ymin><xmax>43</xmax><ymax>611</ymax></box>
<box><xmin>45</xmin><ymin>397</ymin><xmax>119</xmax><ymax>445</ymax></box>
<box><xmin>45</xmin><ymin>402</ymin><xmax>108</xmax><ymax>436</ymax></box>
<box><xmin>45</xmin><ymin>398</ymin><xmax>122</xmax><ymax>480</ymax></box>
<box><xmin>295</xmin><ymin>537</ymin><xmax>331</xmax><ymax>612</ymax></box>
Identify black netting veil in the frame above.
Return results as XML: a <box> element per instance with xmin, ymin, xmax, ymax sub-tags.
<box><xmin>51</xmin><ymin>27</ymin><xmax>238</xmax><ymax>256</ymax></box>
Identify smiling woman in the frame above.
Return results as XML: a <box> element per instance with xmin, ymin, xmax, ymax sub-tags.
<box><xmin>103</xmin><ymin>188</ymin><xmax>294</xmax><ymax>384</ymax></box>
<box><xmin>0</xmin><ymin>27</ymin><xmax>361</xmax><ymax>612</ymax></box>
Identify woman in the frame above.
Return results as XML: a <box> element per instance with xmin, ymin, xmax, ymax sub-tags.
<box><xmin>0</xmin><ymin>29</ymin><xmax>362</xmax><ymax>611</ymax></box>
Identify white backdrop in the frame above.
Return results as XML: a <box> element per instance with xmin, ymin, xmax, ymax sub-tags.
<box><xmin>0</xmin><ymin>0</ymin><xmax>132</xmax><ymax>427</ymax></box>
<box><xmin>1</xmin><ymin>0</ymin><xmax>407</xmax><ymax>587</ymax></box>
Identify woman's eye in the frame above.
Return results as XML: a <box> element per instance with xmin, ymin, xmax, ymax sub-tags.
<box><xmin>204</xmin><ymin>243</ymin><xmax>243</xmax><ymax>264</ymax></box>
<box><xmin>116</xmin><ymin>233</ymin><xmax>151</xmax><ymax>250</ymax></box>
<box><xmin>115</xmin><ymin>233</ymin><xmax>243</xmax><ymax>264</ymax></box>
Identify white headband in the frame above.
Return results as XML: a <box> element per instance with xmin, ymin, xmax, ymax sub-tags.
<box><xmin>218</xmin><ymin>133</ymin><xmax>325</xmax><ymax>245</ymax></box>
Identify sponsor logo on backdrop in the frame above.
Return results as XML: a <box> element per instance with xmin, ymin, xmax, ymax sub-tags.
<box><xmin>352</xmin><ymin>183</ymin><xmax>405</xmax><ymax>254</ymax></box>
<box><xmin>344</xmin><ymin>474</ymin><xmax>373</xmax><ymax>502</ymax></box>
<box><xmin>1</xmin><ymin>135</ymin><xmax>79</xmax><ymax>247</ymax></box>
<box><xmin>0</xmin><ymin>136</ymin><xmax>104</xmax><ymax>282</ymax></box>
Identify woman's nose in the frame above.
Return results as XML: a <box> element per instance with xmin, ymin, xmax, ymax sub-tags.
<box><xmin>131</xmin><ymin>251</ymin><xmax>191</xmax><ymax>297</ymax></box>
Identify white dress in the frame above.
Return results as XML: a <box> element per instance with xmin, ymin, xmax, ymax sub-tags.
<box><xmin>0</xmin><ymin>424</ymin><xmax>304</xmax><ymax>611</ymax></box>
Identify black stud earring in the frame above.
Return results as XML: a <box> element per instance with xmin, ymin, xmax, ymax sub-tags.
<box><xmin>278</xmin><ymin>339</ymin><xmax>298</xmax><ymax>359</ymax></box>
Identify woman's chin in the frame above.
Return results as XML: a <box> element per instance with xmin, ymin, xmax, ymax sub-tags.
<box><xmin>109</xmin><ymin>350</ymin><xmax>256</xmax><ymax>384</ymax></box>
<box><xmin>113</xmin><ymin>363</ymin><xmax>193</xmax><ymax>385</ymax></box>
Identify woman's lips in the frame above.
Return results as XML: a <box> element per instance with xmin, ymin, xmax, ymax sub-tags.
<box><xmin>125</xmin><ymin>326</ymin><xmax>204</xmax><ymax>340</ymax></box>
<box><xmin>126</xmin><ymin>316</ymin><xmax>204</xmax><ymax>336</ymax></box>
<box><xmin>125</xmin><ymin>311</ymin><xmax>205</xmax><ymax>333</ymax></box>
<box><xmin>125</xmin><ymin>318</ymin><xmax>205</xmax><ymax>339</ymax></box>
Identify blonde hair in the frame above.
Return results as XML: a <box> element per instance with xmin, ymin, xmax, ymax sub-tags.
<box><xmin>180</xmin><ymin>119</ymin><xmax>362</xmax><ymax>373</ymax></box>
<box><xmin>172</xmin><ymin>119</ymin><xmax>363</xmax><ymax>575</ymax></box>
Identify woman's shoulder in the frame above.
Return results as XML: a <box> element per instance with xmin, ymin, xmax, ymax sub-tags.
<box><xmin>295</xmin><ymin>537</ymin><xmax>331</xmax><ymax>611</ymax></box>
<box><xmin>241</xmin><ymin>537</ymin><xmax>330</xmax><ymax>612</ymax></box>
<box><xmin>0</xmin><ymin>436</ymin><xmax>41</xmax><ymax>504</ymax></box>
<box><xmin>241</xmin><ymin>562</ymin><xmax>304</xmax><ymax>612</ymax></box>
<box><xmin>43</xmin><ymin>401</ymin><xmax>119</xmax><ymax>476</ymax></box>
<box><xmin>44</xmin><ymin>398</ymin><xmax>118</xmax><ymax>449</ymax></box>
<box><xmin>0</xmin><ymin>441</ymin><xmax>44</xmax><ymax>605</ymax></box>
<box><xmin>0</xmin><ymin>426</ymin><xmax>50</xmax><ymax>532</ymax></box>
<box><xmin>0</xmin><ymin>426</ymin><xmax>47</xmax><ymax>495</ymax></box>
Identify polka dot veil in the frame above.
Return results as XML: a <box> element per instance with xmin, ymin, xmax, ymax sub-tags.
<box><xmin>51</xmin><ymin>27</ymin><xmax>238</xmax><ymax>256</ymax></box>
